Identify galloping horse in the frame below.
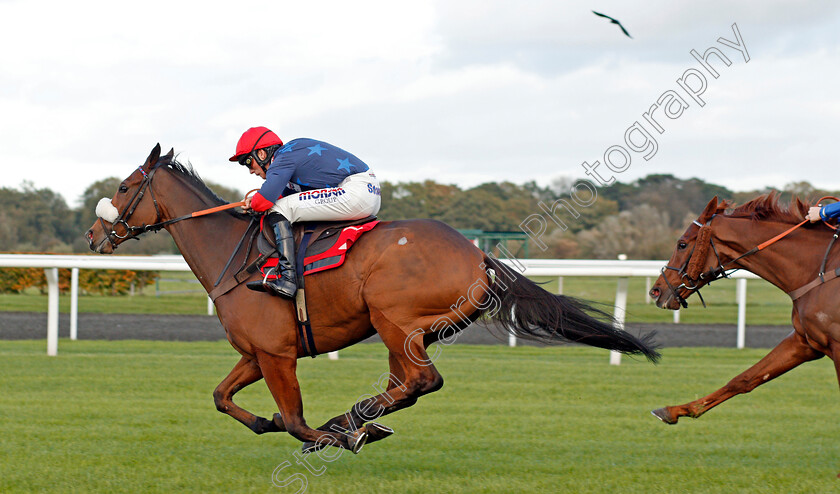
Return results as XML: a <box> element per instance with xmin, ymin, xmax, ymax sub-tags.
<box><xmin>86</xmin><ymin>144</ymin><xmax>659</xmax><ymax>453</ymax></box>
<box><xmin>649</xmin><ymin>193</ymin><xmax>840</xmax><ymax>424</ymax></box>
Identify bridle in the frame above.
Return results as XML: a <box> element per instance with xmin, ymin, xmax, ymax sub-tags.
<box><xmin>96</xmin><ymin>164</ymin><xmax>164</xmax><ymax>251</ymax></box>
<box><xmin>660</xmin><ymin>217</ymin><xmax>728</xmax><ymax>308</ymax></box>
<box><xmin>661</xmin><ymin>210</ymin><xmax>817</xmax><ymax>308</ymax></box>
<box><xmin>94</xmin><ymin>158</ymin><xmax>250</xmax><ymax>252</ymax></box>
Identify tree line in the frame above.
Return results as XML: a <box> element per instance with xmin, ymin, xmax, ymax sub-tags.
<box><xmin>1</xmin><ymin>174</ymin><xmax>834</xmax><ymax>259</ymax></box>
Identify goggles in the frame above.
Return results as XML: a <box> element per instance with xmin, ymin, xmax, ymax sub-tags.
<box><xmin>238</xmin><ymin>154</ymin><xmax>254</xmax><ymax>167</ymax></box>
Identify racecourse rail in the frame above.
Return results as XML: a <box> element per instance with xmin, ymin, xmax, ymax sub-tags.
<box><xmin>0</xmin><ymin>254</ymin><xmax>760</xmax><ymax>360</ymax></box>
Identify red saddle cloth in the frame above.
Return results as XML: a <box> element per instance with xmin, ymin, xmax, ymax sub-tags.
<box><xmin>260</xmin><ymin>220</ymin><xmax>379</xmax><ymax>278</ymax></box>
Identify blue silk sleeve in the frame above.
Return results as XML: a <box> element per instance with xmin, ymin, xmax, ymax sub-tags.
<box><xmin>820</xmin><ymin>202</ymin><xmax>840</xmax><ymax>220</ymax></box>
<box><xmin>257</xmin><ymin>152</ymin><xmax>295</xmax><ymax>203</ymax></box>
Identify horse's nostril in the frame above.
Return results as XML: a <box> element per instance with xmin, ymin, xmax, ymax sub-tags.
<box><xmin>649</xmin><ymin>288</ymin><xmax>660</xmax><ymax>299</ymax></box>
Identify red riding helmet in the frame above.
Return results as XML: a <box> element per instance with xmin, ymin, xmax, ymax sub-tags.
<box><xmin>229</xmin><ymin>127</ymin><xmax>284</xmax><ymax>162</ymax></box>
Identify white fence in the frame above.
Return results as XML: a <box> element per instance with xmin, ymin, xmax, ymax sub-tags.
<box><xmin>0</xmin><ymin>254</ymin><xmax>761</xmax><ymax>358</ymax></box>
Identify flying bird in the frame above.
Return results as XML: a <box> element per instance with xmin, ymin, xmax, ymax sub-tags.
<box><xmin>592</xmin><ymin>11</ymin><xmax>632</xmax><ymax>39</ymax></box>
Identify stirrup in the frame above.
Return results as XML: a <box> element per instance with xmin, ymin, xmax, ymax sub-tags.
<box><xmin>246</xmin><ymin>266</ymin><xmax>278</xmax><ymax>292</ymax></box>
<box><xmin>262</xmin><ymin>266</ymin><xmax>297</xmax><ymax>298</ymax></box>
<box><xmin>262</xmin><ymin>266</ymin><xmax>277</xmax><ymax>285</ymax></box>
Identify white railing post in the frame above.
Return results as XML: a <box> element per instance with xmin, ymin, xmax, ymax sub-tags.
<box><xmin>736</xmin><ymin>278</ymin><xmax>747</xmax><ymax>349</ymax></box>
<box><xmin>610</xmin><ymin>255</ymin><xmax>628</xmax><ymax>366</ymax></box>
<box><xmin>673</xmin><ymin>309</ymin><xmax>680</xmax><ymax>323</ymax></box>
<box><xmin>70</xmin><ymin>268</ymin><xmax>79</xmax><ymax>340</ymax></box>
<box><xmin>207</xmin><ymin>296</ymin><xmax>214</xmax><ymax>316</ymax></box>
<box><xmin>45</xmin><ymin>268</ymin><xmax>59</xmax><ymax>356</ymax></box>
<box><xmin>611</xmin><ymin>276</ymin><xmax>629</xmax><ymax>366</ymax></box>
<box><xmin>328</xmin><ymin>351</ymin><xmax>339</xmax><ymax>360</ymax></box>
<box><xmin>644</xmin><ymin>277</ymin><xmax>651</xmax><ymax>304</ymax></box>
<box><xmin>556</xmin><ymin>276</ymin><xmax>563</xmax><ymax>295</ymax></box>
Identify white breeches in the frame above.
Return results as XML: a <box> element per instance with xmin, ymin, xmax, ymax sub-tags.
<box><xmin>270</xmin><ymin>171</ymin><xmax>381</xmax><ymax>223</ymax></box>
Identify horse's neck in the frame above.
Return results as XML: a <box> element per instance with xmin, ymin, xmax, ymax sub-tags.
<box><xmin>158</xmin><ymin>179</ymin><xmax>252</xmax><ymax>293</ymax></box>
<box><xmin>721</xmin><ymin>219</ymin><xmax>818</xmax><ymax>293</ymax></box>
<box><xmin>166</xmin><ymin>214</ymin><xmax>251</xmax><ymax>293</ymax></box>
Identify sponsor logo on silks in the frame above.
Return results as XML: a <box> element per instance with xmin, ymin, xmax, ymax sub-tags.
<box><xmin>298</xmin><ymin>187</ymin><xmax>346</xmax><ymax>201</ymax></box>
<box><xmin>298</xmin><ymin>187</ymin><xmax>348</xmax><ymax>206</ymax></box>
<box><xmin>367</xmin><ymin>183</ymin><xmax>381</xmax><ymax>196</ymax></box>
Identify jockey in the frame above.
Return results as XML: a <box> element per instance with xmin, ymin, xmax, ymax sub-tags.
<box><xmin>230</xmin><ymin>126</ymin><xmax>381</xmax><ymax>298</ymax></box>
<box><xmin>807</xmin><ymin>203</ymin><xmax>840</xmax><ymax>223</ymax></box>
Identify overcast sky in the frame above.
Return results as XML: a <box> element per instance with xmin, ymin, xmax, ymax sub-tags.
<box><xmin>2</xmin><ymin>1</ymin><xmax>839</xmax><ymax>207</ymax></box>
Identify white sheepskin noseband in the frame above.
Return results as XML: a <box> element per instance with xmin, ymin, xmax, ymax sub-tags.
<box><xmin>95</xmin><ymin>198</ymin><xmax>119</xmax><ymax>223</ymax></box>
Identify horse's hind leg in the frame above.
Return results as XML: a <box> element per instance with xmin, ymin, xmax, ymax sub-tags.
<box><xmin>652</xmin><ymin>331</ymin><xmax>822</xmax><ymax>424</ymax></box>
<box><xmin>365</xmin><ymin>352</ymin><xmax>412</xmax><ymax>442</ymax></box>
<box><xmin>307</xmin><ymin>351</ymin><xmax>408</xmax><ymax>451</ymax></box>
<box><xmin>307</xmin><ymin>310</ymin><xmax>444</xmax><ymax>452</ymax></box>
<box><xmin>213</xmin><ymin>355</ymin><xmax>285</xmax><ymax>434</ymax></box>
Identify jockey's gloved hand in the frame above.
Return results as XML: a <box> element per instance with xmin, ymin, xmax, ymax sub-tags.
<box><xmin>807</xmin><ymin>206</ymin><xmax>823</xmax><ymax>223</ymax></box>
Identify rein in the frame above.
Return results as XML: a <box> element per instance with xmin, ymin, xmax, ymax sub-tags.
<box><xmin>98</xmin><ymin>160</ymin><xmax>254</xmax><ymax>248</ymax></box>
<box><xmin>97</xmin><ymin>160</ymin><xmax>266</xmax><ymax>299</ymax></box>
<box><xmin>662</xmin><ymin>216</ymin><xmax>809</xmax><ymax>308</ymax></box>
<box><xmin>664</xmin><ymin>196</ymin><xmax>840</xmax><ymax>306</ymax></box>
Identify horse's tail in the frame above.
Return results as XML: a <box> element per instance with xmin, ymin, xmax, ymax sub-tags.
<box><xmin>482</xmin><ymin>257</ymin><xmax>660</xmax><ymax>363</ymax></box>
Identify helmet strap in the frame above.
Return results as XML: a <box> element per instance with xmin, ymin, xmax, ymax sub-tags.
<box><xmin>253</xmin><ymin>144</ymin><xmax>279</xmax><ymax>172</ymax></box>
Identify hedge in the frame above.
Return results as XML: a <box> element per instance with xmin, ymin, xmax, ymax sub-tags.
<box><xmin>0</xmin><ymin>267</ymin><xmax>159</xmax><ymax>295</ymax></box>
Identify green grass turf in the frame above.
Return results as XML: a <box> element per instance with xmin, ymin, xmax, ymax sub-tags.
<box><xmin>1</xmin><ymin>341</ymin><xmax>838</xmax><ymax>493</ymax></box>
<box><xmin>0</xmin><ymin>274</ymin><xmax>796</xmax><ymax>325</ymax></box>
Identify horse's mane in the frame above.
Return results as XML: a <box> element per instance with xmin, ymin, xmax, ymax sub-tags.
<box><xmin>157</xmin><ymin>157</ymin><xmax>250</xmax><ymax>220</ymax></box>
<box><xmin>718</xmin><ymin>192</ymin><xmax>810</xmax><ymax>224</ymax></box>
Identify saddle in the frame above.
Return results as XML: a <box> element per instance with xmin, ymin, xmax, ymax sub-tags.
<box><xmin>256</xmin><ymin>215</ymin><xmax>379</xmax><ymax>277</ymax></box>
<box><xmin>232</xmin><ymin>216</ymin><xmax>380</xmax><ymax>358</ymax></box>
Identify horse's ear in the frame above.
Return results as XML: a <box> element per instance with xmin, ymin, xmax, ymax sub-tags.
<box><xmin>162</xmin><ymin>147</ymin><xmax>175</xmax><ymax>163</ymax></box>
<box><xmin>698</xmin><ymin>196</ymin><xmax>719</xmax><ymax>221</ymax></box>
<box><xmin>144</xmin><ymin>143</ymin><xmax>162</xmax><ymax>169</ymax></box>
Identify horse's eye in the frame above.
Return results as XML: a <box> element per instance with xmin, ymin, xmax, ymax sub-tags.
<box><xmin>678</xmin><ymin>241</ymin><xmax>688</xmax><ymax>250</ymax></box>
<box><xmin>119</xmin><ymin>184</ymin><xmax>128</xmax><ymax>193</ymax></box>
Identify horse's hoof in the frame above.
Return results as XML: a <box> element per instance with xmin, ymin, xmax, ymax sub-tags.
<box><xmin>651</xmin><ymin>407</ymin><xmax>677</xmax><ymax>424</ymax></box>
<box><xmin>251</xmin><ymin>416</ymin><xmax>282</xmax><ymax>434</ymax></box>
<box><xmin>268</xmin><ymin>413</ymin><xmax>286</xmax><ymax>432</ymax></box>
<box><xmin>348</xmin><ymin>430</ymin><xmax>368</xmax><ymax>455</ymax></box>
<box><xmin>301</xmin><ymin>441</ymin><xmax>326</xmax><ymax>454</ymax></box>
<box><xmin>302</xmin><ymin>429</ymin><xmax>369</xmax><ymax>454</ymax></box>
<box><xmin>365</xmin><ymin>422</ymin><xmax>394</xmax><ymax>443</ymax></box>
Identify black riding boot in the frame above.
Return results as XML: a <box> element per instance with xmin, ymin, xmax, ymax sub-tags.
<box><xmin>247</xmin><ymin>214</ymin><xmax>298</xmax><ymax>298</ymax></box>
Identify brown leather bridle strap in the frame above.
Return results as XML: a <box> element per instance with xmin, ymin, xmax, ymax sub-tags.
<box><xmin>666</xmin><ymin>197</ymin><xmax>840</xmax><ymax>304</ymax></box>
<box><xmin>663</xmin><ymin>215</ymin><xmax>809</xmax><ymax>308</ymax></box>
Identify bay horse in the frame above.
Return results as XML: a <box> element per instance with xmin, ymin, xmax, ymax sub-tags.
<box><xmin>86</xmin><ymin>144</ymin><xmax>659</xmax><ymax>453</ymax></box>
<box><xmin>649</xmin><ymin>193</ymin><xmax>840</xmax><ymax>424</ymax></box>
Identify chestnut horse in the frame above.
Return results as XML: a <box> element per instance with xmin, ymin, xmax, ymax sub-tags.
<box><xmin>86</xmin><ymin>144</ymin><xmax>659</xmax><ymax>453</ymax></box>
<box><xmin>649</xmin><ymin>193</ymin><xmax>840</xmax><ymax>424</ymax></box>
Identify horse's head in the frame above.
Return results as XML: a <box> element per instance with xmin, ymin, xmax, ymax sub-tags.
<box><xmin>86</xmin><ymin>144</ymin><xmax>174</xmax><ymax>254</ymax></box>
<box><xmin>649</xmin><ymin>196</ymin><xmax>726</xmax><ymax>310</ymax></box>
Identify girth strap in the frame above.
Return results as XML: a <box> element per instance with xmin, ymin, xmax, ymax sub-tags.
<box><xmin>295</xmin><ymin>229</ymin><xmax>318</xmax><ymax>358</ymax></box>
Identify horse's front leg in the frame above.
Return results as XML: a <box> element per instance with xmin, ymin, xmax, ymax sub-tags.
<box><xmin>652</xmin><ymin>331</ymin><xmax>822</xmax><ymax>424</ymax></box>
<box><xmin>257</xmin><ymin>352</ymin><xmax>367</xmax><ymax>453</ymax></box>
<box><xmin>214</xmin><ymin>355</ymin><xmax>285</xmax><ymax>434</ymax></box>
